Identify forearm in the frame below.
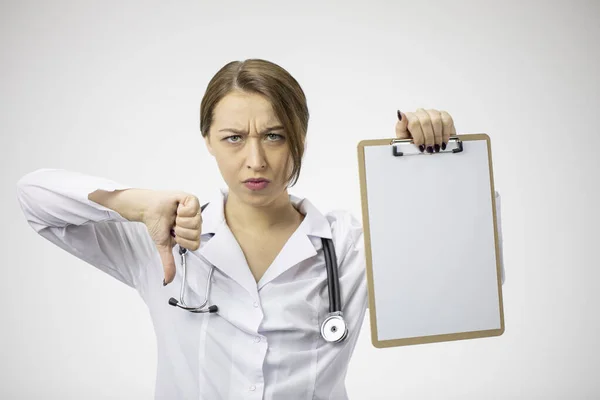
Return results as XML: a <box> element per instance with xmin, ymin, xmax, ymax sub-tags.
<box><xmin>88</xmin><ymin>188</ymin><xmax>152</xmax><ymax>223</ymax></box>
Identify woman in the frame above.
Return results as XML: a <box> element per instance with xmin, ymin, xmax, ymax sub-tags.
<box><xmin>16</xmin><ymin>59</ymin><xmax>502</xmax><ymax>399</ymax></box>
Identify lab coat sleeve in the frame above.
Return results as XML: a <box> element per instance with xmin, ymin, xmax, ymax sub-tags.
<box><xmin>16</xmin><ymin>168</ymin><xmax>157</xmax><ymax>292</ymax></box>
<box><xmin>495</xmin><ymin>190</ymin><xmax>505</xmax><ymax>285</ymax></box>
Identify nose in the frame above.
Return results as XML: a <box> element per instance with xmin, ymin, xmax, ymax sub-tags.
<box><xmin>246</xmin><ymin>138</ymin><xmax>266</xmax><ymax>170</ymax></box>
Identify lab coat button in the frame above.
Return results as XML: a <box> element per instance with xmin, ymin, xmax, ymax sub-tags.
<box><xmin>253</xmin><ymin>302</ymin><xmax>259</xmax><ymax>308</ymax></box>
<box><xmin>254</xmin><ymin>336</ymin><xmax>261</xmax><ymax>343</ymax></box>
<box><xmin>250</xmin><ymin>385</ymin><xmax>256</xmax><ymax>391</ymax></box>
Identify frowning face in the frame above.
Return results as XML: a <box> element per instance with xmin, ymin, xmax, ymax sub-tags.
<box><xmin>204</xmin><ymin>90</ymin><xmax>294</xmax><ymax>207</ymax></box>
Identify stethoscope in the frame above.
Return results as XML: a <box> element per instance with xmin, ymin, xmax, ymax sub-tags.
<box><xmin>167</xmin><ymin>202</ymin><xmax>349</xmax><ymax>343</ymax></box>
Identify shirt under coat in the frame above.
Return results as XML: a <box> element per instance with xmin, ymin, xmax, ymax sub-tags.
<box><xmin>16</xmin><ymin>168</ymin><xmax>505</xmax><ymax>400</ymax></box>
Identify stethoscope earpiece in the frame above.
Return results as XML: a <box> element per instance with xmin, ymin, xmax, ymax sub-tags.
<box><xmin>167</xmin><ymin>242</ymin><xmax>218</xmax><ymax>314</ymax></box>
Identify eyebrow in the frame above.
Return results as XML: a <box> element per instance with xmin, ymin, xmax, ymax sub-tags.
<box><xmin>218</xmin><ymin>125</ymin><xmax>284</xmax><ymax>135</ymax></box>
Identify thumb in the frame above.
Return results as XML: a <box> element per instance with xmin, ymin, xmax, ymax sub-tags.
<box><xmin>157</xmin><ymin>244</ymin><xmax>176</xmax><ymax>285</ymax></box>
<box><xmin>395</xmin><ymin>110</ymin><xmax>411</xmax><ymax>140</ymax></box>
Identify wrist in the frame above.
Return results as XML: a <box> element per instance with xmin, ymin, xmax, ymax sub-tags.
<box><xmin>117</xmin><ymin>188</ymin><xmax>152</xmax><ymax>223</ymax></box>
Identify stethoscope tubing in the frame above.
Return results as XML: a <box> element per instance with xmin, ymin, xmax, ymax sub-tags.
<box><xmin>167</xmin><ymin>202</ymin><xmax>347</xmax><ymax>341</ymax></box>
<box><xmin>322</xmin><ymin>237</ymin><xmax>341</xmax><ymax>313</ymax></box>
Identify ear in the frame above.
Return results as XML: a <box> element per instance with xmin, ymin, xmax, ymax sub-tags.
<box><xmin>204</xmin><ymin>134</ymin><xmax>214</xmax><ymax>156</ymax></box>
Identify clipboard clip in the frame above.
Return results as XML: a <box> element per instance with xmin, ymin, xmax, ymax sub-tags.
<box><xmin>391</xmin><ymin>136</ymin><xmax>463</xmax><ymax>157</ymax></box>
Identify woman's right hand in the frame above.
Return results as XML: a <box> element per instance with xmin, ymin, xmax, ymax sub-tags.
<box><xmin>142</xmin><ymin>191</ymin><xmax>203</xmax><ymax>285</ymax></box>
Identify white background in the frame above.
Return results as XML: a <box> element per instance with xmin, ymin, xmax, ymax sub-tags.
<box><xmin>2</xmin><ymin>0</ymin><xmax>599</xmax><ymax>398</ymax></box>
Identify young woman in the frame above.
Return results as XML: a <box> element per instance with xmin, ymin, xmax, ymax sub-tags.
<box><xmin>17</xmin><ymin>58</ymin><xmax>503</xmax><ymax>399</ymax></box>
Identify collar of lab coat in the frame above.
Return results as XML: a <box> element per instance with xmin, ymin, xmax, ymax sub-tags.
<box><xmin>191</xmin><ymin>186</ymin><xmax>332</xmax><ymax>299</ymax></box>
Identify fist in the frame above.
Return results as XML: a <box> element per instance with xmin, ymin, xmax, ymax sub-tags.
<box><xmin>142</xmin><ymin>191</ymin><xmax>203</xmax><ymax>285</ymax></box>
<box><xmin>395</xmin><ymin>108</ymin><xmax>456</xmax><ymax>153</ymax></box>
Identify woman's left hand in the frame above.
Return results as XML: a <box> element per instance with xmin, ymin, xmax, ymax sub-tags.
<box><xmin>395</xmin><ymin>108</ymin><xmax>456</xmax><ymax>154</ymax></box>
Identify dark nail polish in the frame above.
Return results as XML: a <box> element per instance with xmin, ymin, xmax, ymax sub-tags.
<box><xmin>397</xmin><ymin>110</ymin><xmax>402</xmax><ymax>121</ymax></box>
<box><xmin>163</xmin><ymin>279</ymin><xmax>166</xmax><ymax>286</ymax></box>
<box><xmin>441</xmin><ymin>142</ymin><xmax>447</xmax><ymax>150</ymax></box>
<box><xmin>419</xmin><ymin>145</ymin><xmax>425</xmax><ymax>153</ymax></box>
<box><xmin>434</xmin><ymin>144</ymin><xmax>440</xmax><ymax>153</ymax></box>
<box><xmin>170</xmin><ymin>229</ymin><xmax>175</xmax><ymax>238</ymax></box>
<box><xmin>426</xmin><ymin>146</ymin><xmax>433</xmax><ymax>153</ymax></box>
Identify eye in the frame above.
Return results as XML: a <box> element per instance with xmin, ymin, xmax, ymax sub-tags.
<box><xmin>266</xmin><ymin>133</ymin><xmax>284</xmax><ymax>141</ymax></box>
<box><xmin>224</xmin><ymin>135</ymin><xmax>242</xmax><ymax>143</ymax></box>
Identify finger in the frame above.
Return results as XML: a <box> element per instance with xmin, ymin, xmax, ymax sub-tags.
<box><xmin>424</xmin><ymin>109</ymin><xmax>443</xmax><ymax>152</ymax></box>
<box><xmin>173</xmin><ymin>225</ymin><xmax>201</xmax><ymax>243</ymax></box>
<box><xmin>405</xmin><ymin>111</ymin><xmax>425</xmax><ymax>152</ymax></box>
<box><xmin>395</xmin><ymin>110</ymin><xmax>411</xmax><ymax>139</ymax></box>
<box><xmin>440</xmin><ymin>111</ymin><xmax>456</xmax><ymax>146</ymax></box>
<box><xmin>157</xmin><ymin>244</ymin><xmax>176</xmax><ymax>284</ymax></box>
<box><xmin>176</xmin><ymin>214</ymin><xmax>202</xmax><ymax>230</ymax></box>
<box><xmin>177</xmin><ymin>195</ymin><xmax>200</xmax><ymax>218</ymax></box>
<box><xmin>416</xmin><ymin>108</ymin><xmax>435</xmax><ymax>153</ymax></box>
<box><xmin>175</xmin><ymin>234</ymin><xmax>200</xmax><ymax>251</ymax></box>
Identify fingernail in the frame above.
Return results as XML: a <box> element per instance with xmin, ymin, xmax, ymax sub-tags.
<box><xmin>397</xmin><ymin>110</ymin><xmax>402</xmax><ymax>121</ymax></box>
<box><xmin>170</xmin><ymin>229</ymin><xmax>175</xmax><ymax>238</ymax></box>
<box><xmin>434</xmin><ymin>144</ymin><xmax>440</xmax><ymax>153</ymax></box>
<box><xmin>419</xmin><ymin>145</ymin><xmax>425</xmax><ymax>153</ymax></box>
<box><xmin>163</xmin><ymin>279</ymin><xmax>167</xmax><ymax>286</ymax></box>
<box><xmin>441</xmin><ymin>142</ymin><xmax>447</xmax><ymax>150</ymax></box>
<box><xmin>426</xmin><ymin>146</ymin><xmax>433</xmax><ymax>153</ymax></box>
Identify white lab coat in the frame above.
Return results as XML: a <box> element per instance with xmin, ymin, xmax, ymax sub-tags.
<box><xmin>16</xmin><ymin>168</ymin><xmax>505</xmax><ymax>400</ymax></box>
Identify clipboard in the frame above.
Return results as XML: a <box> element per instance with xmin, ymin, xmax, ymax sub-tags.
<box><xmin>357</xmin><ymin>133</ymin><xmax>504</xmax><ymax>348</ymax></box>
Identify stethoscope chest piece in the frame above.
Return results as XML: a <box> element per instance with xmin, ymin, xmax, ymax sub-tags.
<box><xmin>321</xmin><ymin>312</ymin><xmax>348</xmax><ymax>343</ymax></box>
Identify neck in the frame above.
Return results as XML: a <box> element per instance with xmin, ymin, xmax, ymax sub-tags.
<box><xmin>224</xmin><ymin>189</ymin><xmax>302</xmax><ymax>233</ymax></box>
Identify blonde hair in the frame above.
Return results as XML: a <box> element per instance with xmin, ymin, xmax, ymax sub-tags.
<box><xmin>200</xmin><ymin>59</ymin><xmax>309</xmax><ymax>187</ymax></box>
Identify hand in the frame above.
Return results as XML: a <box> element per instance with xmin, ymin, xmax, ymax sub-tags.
<box><xmin>142</xmin><ymin>191</ymin><xmax>203</xmax><ymax>285</ymax></box>
<box><xmin>395</xmin><ymin>108</ymin><xmax>456</xmax><ymax>153</ymax></box>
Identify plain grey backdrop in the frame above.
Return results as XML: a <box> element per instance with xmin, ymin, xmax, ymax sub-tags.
<box><xmin>2</xmin><ymin>0</ymin><xmax>599</xmax><ymax>399</ymax></box>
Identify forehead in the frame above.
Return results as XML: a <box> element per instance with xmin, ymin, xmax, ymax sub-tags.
<box><xmin>212</xmin><ymin>91</ymin><xmax>280</xmax><ymax>127</ymax></box>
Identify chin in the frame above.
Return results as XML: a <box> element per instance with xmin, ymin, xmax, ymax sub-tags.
<box><xmin>237</xmin><ymin>183</ymin><xmax>282</xmax><ymax>203</ymax></box>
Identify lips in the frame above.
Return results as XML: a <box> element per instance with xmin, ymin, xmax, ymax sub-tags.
<box><xmin>244</xmin><ymin>178</ymin><xmax>269</xmax><ymax>183</ymax></box>
<box><xmin>244</xmin><ymin>179</ymin><xmax>270</xmax><ymax>191</ymax></box>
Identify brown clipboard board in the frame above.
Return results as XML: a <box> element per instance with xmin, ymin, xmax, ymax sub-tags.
<box><xmin>357</xmin><ymin>133</ymin><xmax>505</xmax><ymax>348</ymax></box>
